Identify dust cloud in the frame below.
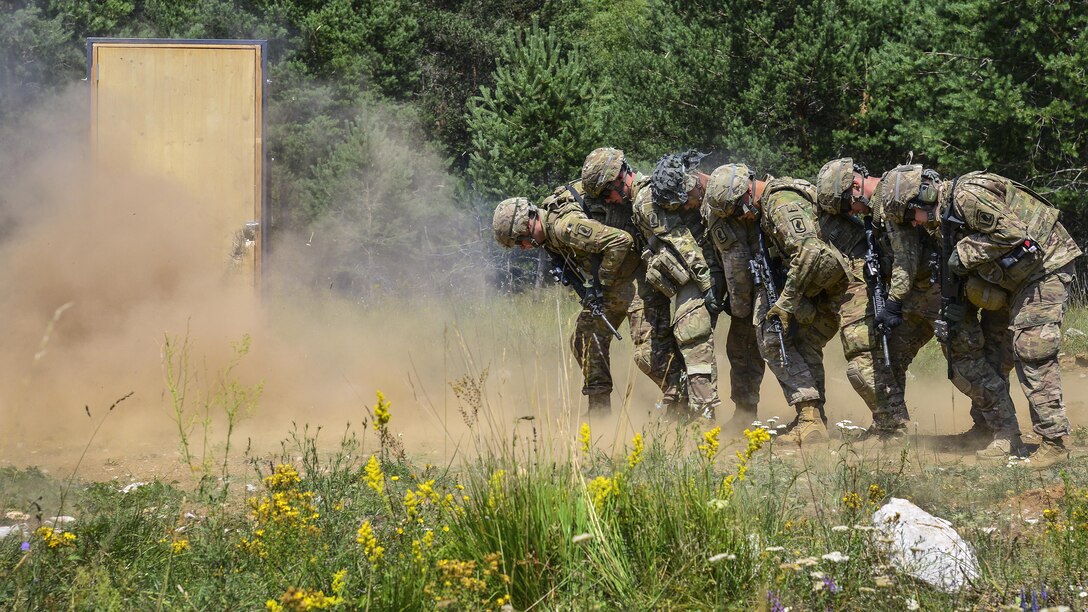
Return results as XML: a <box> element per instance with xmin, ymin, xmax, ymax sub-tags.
<box><xmin>0</xmin><ymin>87</ymin><xmax>594</xmax><ymax>481</ymax></box>
<box><xmin>2</xmin><ymin>88</ymin><xmax>1086</xmax><ymax>484</ymax></box>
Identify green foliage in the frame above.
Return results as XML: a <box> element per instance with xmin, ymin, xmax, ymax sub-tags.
<box><xmin>467</xmin><ymin>19</ymin><xmax>606</xmax><ymax>204</ymax></box>
<box><xmin>295</xmin><ymin>0</ymin><xmax>421</xmax><ymax>99</ymax></box>
<box><xmin>1</xmin><ymin>0</ymin><xmax>1085</xmax><ymax>293</ymax></box>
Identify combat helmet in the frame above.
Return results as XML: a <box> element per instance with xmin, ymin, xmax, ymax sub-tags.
<box><xmin>876</xmin><ymin>164</ymin><xmax>941</xmax><ymax>224</ymax></box>
<box><xmin>581</xmin><ymin>147</ymin><xmax>627</xmax><ymax>198</ymax></box>
<box><xmin>703</xmin><ymin>163</ymin><xmax>756</xmax><ymax>218</ymax></box>
<box><xmin>651</xmin><ymin>150</ymin><xmax>708</xmax><ymax>210</ymax></box>
<box><xmin>492</xmin><ymin>197</ymin><xmax>535</xmax><ymax>248</ymax></box>
<box><xmin>815</xmin><ymin>157</ymin><xmax>867</xmax><ymax>215</ymax></box>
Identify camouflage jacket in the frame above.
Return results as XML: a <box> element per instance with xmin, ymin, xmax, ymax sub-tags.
<box><xmin>705</xmin><ymin>215</ymin><xmax>759</xmax><ymax>318</ymax></box>
<box><xmin>758</xmin><ymin>177</ymin><xmax>848</xmax><ymax>313</ymax></box>
<box><xmin>632</xmin><ymin>180</ymin><xmax>714</xmax><ymax>293</ymax></box>
<box><xmin>942</xmin><ymin>172</ymin><xmax>1082</xmax><ymax>293</ymax></box>
<box><xmin>576</xmin><ymin>175</ymin><xmax>649</xmax><ymax>253</ymax></box>
<box><xmin>538</xmin><ymin>182</ymin><xmax>640</xmax><ymax>287</ymax></box>
<box><xmin>870</xmin><ymin>168</ymin><xmax>939</xmax><ymax>302</ymax></box>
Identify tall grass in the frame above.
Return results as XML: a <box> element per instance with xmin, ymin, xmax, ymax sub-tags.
<box><xmin>2</xmin><ymin>299</ymin><xmax>1088</xmax><ymax>609</ymax></box>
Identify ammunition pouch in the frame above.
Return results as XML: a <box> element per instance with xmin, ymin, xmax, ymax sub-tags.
<box><xmin>644</xmin><ymin>248</ymin><xmax>690</xmax><ymax>297</ymax></box>
<box><xmin>965</xmin><ymin>276</ymin><xmax>1008</xmax><ymax>311</ymax></box>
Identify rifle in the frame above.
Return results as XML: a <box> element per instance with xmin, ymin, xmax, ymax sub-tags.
<box><xmin>548</xmin><ymin>251</ymin><xmax>623</xmax><ymax>340</ymax></box>
<box><xmin>749</xmin><ymin>230</ymin><xmax>788</xmax><ymax>366</ymax></box>
<box><xmin>862</xmin><ymin>217</ymin><xmax>892</xmax><ymax>367</ymax></box>
<box><xmin>934</xmin><ymin>179</ymin><xmax>965</xmax><ymax>381</ymax></box>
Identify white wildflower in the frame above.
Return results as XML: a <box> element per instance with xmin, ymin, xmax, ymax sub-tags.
<box><xmin>822</xmin><ymin>551</ymin><xmax>850</xmax><ymax>563</ymax></box>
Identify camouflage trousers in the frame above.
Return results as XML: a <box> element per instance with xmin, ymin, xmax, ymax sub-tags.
<box><xmin>671</xmin><ymin>282</ymin><xmax>720</xmax><ymax>416</ymax></box>
<box><xmin>573</xmin><ymin>274</ymin><xmax>686</xmax><ymax>404</ymax></box>
<box><xmin>723</xmin><ymin>313</ymin><xmax>764</xmax><ymax>410</ymax></box>
<box><xmin>631</xmin><ymin>276</ymin><xmax>687</xmax><ymax>405</ymax></box>
<box><xmin>888</xmin><ymin>282</ymin><xmax>1019</xmax><ymax>437</ymax></box>
<box><xmin>837</xmin><ymin>269</ymin><xmax>910</xmax><ymax>431</ymax></box>
<box><xmin>753</xmin><ymin>285</ymin><xmax>838</xmax><ymax>417</ymax></box>
<box><xmin>1005</xmin><ymin>265</ymin><xmax>1074</xmax><ymax>439</ymax></box>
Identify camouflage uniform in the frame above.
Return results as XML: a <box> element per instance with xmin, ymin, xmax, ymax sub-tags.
<box><xmin>814</xmin><ymin>159</ymin><xmax>910</xmax><ymax>433</ymax></box>
<box><xmin>756</xmin><ymin>177</ymin><xmax>846</xmax><ymax>417</ymax></box>
<box><xmin>535</xmin><ymin>183</ymin><xmax>643</xmax><ymax>403</ymax></box>
<box><xmin>871</xmin><ymin>166</ymin><xmax>1020</xmax><ymax>440</ymax></box>
<box><xmin>940</xmin><ymin>172</ymin><xmax>1082</xmax><ymax>441</ymax></box>
<box><xmin>630</xmin><ymin>153</ymin><xmax>721</xmax><ymax>418</ymax></box>
<box><xmin>702</xmin><ymin>164</ymin><xmax>766</xmax><ymax>418</ymax></box>
<box><xmin>580</xmin><ymin>149</ymin><xmax>689</xmax><ymax>410</ymax></box>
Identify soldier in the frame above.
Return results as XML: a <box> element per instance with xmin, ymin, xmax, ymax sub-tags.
<box><xmin>492</xmin><ymin>187</ymin><xmax>636</xmax><ymax>415</ymax></box>
<box><xmin>580</xmin><ymin>148</ymin><xmax>690</xmax><ymax>414</ymax></box>
<box><xmin>630</xmin><ymin>151</ymin><xmax>722</xmax><ymax>420</ymax></box>
<box><xmin>813</xmin><ymin>159</ymin><xmax>912</xmax><ymax>440</ymax></box>
<box><xmin>705</xmin><ymin>167</ymin><xmax>845</xmax><ymax>443</ymax></box>
<box><xmin>930</xmin><ymin>170</ymin><xmax>1080</xmax><ymax>467</ymax></box>
<box><xmin>700</xmin><ymin>163</ymin><xmax>767</xmax><ymax>431</ymax></box>
<box><xmin>870</xmin><ymin>165</ymin><xmax>1023</xmax><ymax>459</ymax></box>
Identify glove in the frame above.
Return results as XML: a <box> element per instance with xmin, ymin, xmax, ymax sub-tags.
<box><xmin>703</xmin><ymin>287</ymin><xmax>723</xmax><ymax>316</ymax></box>
<box><xmin>582</xmin><ymin>287</ymin><xmax>604</xmax><ymax>315</ymax></box>
<box><xmin>879</xmin><ymin>299</ymin><xmax>904</xmax><ymax>330</ymax></box>
<box><xmin>941</xmin><ymin>302</ymin><xmax>966</xmax><ymax>325</ymax></box>
<box><xmin>948</xmin><ymin>249</ymin><xmax>969</xmax><ymax>276</ymax></box>
<box><xmin>766</xmin><ymin>301</ymin><xmax>793</xmax><ymax>335</ymax></box>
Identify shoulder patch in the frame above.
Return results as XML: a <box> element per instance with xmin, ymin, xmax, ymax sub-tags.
<box><xmin>573</xmin><ymin>222</ymin><xmax>594</xmax><ymax>238</ymax></box>
<box><xmin>789</xmin><ymin>216</ymin><xmax>808</xmax><ymax>236</ymax></box>
<box><xmin>975</xmin><ymin>208</ymin><xmax>997</xmax><ymax>231</ymax></box>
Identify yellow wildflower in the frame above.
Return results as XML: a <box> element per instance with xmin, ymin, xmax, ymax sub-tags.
<box><xmin>331</xmin><ymin>569</ymin><xmax>347</xmax><ymax>595</ymax></box>
<box><xmin>487</xmin><ymin>470</ymin><xmax>507</xmax><ymax>510</ymax></box>
<box><xmin>364</xmin><ymin>455</ymin><xmax>384</xmax><ymax>495</ymax></box>
<box><xmin>842</xmin><ymin>492</ymin><xmax>862</xmax><ymax>510</ymax></box>
<box><xmin>269</xmin><ymin>586</ymin><xmax>342</xmax><ymax>610</ymax></box>
<box><xmin>698</xmin><ymin>426</ymin><xmax>721</xmax><ymax>461</ymax></box>
<box><xmin>373</xmin><ymin>391</ymin><xmax>392</xmax><ymax>433</ymax></box>
<box><xmin>627</xmin><ymin>433</ymin><xmax>645</xmax><ymax>468</ymax></box>
<box><xmin>356</xmin><ymin>520</ymin><xmax>385</xmax><ymax>565</ymax></box>
<box><xmin>868</xmin><ymin>483</ymin><xmax>886</xmax><ymax>505</ymax></box>
<box><xmin>264</xmin><ymin>464</ymin><xmax>302</xmax><ymax>491</ymax></box>
<box><xmin>35</xmin><ymin>526</ymin><xmax>76</xmax><ymax>549</ymax></box>
<box><xmin>587</xmin><ymin>476</ymin><xmax>616</xmax><ymax>508</ymax></box>
<box><xmin>171</xmin><ymin>539</ymin><xmax>190</xmax><ymax>553</ymax></box>
<box><xmin>579</xmin><ymin>422</ymin><xmax>591</xmax><ymax>453</ymax></box>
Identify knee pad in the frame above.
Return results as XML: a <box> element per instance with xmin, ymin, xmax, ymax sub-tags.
<box><xmin>674</xmin><ymin>305</ymin><xmax>712</xmax><ymax>349</ymax></box>
<box><xmin>1013</xmin><ymin>323</ymin><xmax>1061</xmax><ymax>363</ymax></box>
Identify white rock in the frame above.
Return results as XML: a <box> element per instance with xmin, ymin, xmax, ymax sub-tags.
<box><xmin>120</xmin><ymin>482</ymin><xmax>147</xmax><ymax>493</ymax></box>
<box><xmin>245</xmin><ymin>484</ymin><xmax>258</xmax><ymax>493</ymax></box>
<box><xmin>872</xmin><ymin>498</ymin><xmax>979</xmax><ymax>592</ymax></box>
<box><xmin>47</xmin><ymin>516</ymin><xmax>76</xmax><ymax>526</ymax></box>
<box><xmin>0</xmin><ymin>525</ymin><xmax>23</xmax><ymax>539</ymax></box>
<box><xmin>1065</xmin><ymin>328</ymin><xmax>1086</xmax><ymax>339</ymax></box>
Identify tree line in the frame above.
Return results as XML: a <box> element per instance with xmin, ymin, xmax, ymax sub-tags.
<box><xmin>2</xmin><ymin>0</ymin><xmax>1085</xmax><ymax>299</ymax></box>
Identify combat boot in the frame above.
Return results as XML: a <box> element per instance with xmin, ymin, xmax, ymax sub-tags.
<box><xmin>788</xmin><ymin>402</ymin><xmax>828</xmax><ymax>445</ymax></box>
<box><xmin>975</xmin><ymin>436</ymin><xmax>1012</xmax><ymax>462</ymax></box>
<box><xmin>952</xmin><ymin>422</ymin><xmax>993</xmax><ymax>449</ymax></box>
<box><xmin>723</xmin><ymin>405</ymin><xmax>758</xmax><ymax>435</ymax></box>
<box><xmin>586</xmin><ymin>394</ymin><xmax>611</xmax><ymax>416</ymax></box>
<box><xmin>1027</xmin><ymin>437</ymin><xmax>1069</xmax><ymax>470</ymax></box>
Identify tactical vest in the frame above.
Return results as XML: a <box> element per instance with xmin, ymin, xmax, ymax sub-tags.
<box><xmin>956</xmin><ymin>172</ymin><xmax>1061</xmax><ymax>245</ymax></box>
<box><xmin>818</xmin><ymin>214</ymin><xmax>867</xmax><ymax>260</ymax></box>
<box><xmin>950</xmin><ymin>171</ymin><xmax>1068</xmax><ymax>291</ymax></box>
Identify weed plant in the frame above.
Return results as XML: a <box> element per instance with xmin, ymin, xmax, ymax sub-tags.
<box><xmin>3</xmin><ymin>306</ymin><xmax>1088</xmax><ymax>609</ymax></box>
